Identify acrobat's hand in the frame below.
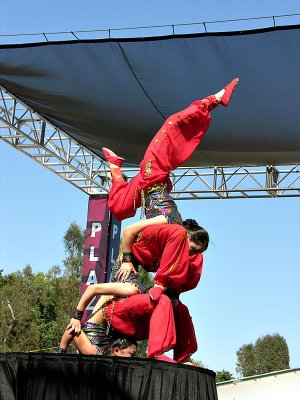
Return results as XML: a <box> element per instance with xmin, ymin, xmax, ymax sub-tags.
<box><xmin>66</xmin><ymin>318</ymin><xmax>82</xmax><ymax>336</ymax></box>
<box><xmin>115</xmin><ymin>262</ymin><xmax>135</xmax><ymax>282</ymax></box>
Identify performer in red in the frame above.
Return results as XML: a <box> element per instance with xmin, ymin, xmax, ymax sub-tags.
<box><xmin>116</xmin><ymin>218</ymin><xmax>207</xmax><ymax>301</ymax></box>
<box><xmin>59</xmin><ymin>290</ymin><xmax>182</xmax><ymax>363</ymax></box>
<box><xmin>102</xmin><ymin>78</ymin><xmax>239</xmax><ymax>223</ymax></box>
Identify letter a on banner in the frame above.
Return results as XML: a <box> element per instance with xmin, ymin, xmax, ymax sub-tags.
<box><xmin>80</xmin><ymin>195</ymin><xmax>121</xmax><ymax>321</ymax></box>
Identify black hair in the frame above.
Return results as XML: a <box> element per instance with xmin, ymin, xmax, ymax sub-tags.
<box><xmin>102</xmin><ymin>335</ymin><xmax>137</xmax><ymax>356</ymax></box>
<box><xmin>183</xmin><ymin>219</ymin><xmax>209</xmax><ymax>251</ymax></box>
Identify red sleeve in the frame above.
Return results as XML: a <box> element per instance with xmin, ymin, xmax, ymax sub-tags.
<box><xmin>177</xmin><ymin>253</ymin><xmax>203</xmax><ymax>294</ymax></box>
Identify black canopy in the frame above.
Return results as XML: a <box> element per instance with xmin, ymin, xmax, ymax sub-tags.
<box><xmin>1</xmin><ymin>25</ymin><xmax>299</xmax><ymax>166</ymax></box>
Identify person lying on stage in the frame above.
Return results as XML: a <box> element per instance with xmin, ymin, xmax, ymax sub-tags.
<box><xmin>58</xmin><ymin>322</ymin><xmax>137</xmax><ymax>358</ymax></box>
<box><xmin>102</xmin><ymin>336</ymin><xmax>137</xmax><ymax>357</ymax></box>
<box><xmin>102</xmin><ymin>77</ymin><xmax>239</xmax><ymax>223</ymax></box>
<box><xmin>58</xmin><ymin>286</ymin><xmax>196</xmax><ymax>365</ymax></box>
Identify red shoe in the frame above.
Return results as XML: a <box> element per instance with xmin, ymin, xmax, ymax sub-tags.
<box><xmin>149</xmin><ymin>286</ymin><xmax>164</xmax><ymax>302</ymax></box>
<box><xmin>155</xmin><ymin>354</ymin><xmax>177</xmax><ymax>363</ymax></box>
<box><xmin>102</xmin><ymin>147</ymin><xmax>124</xmax><ymax>167</ymax></box>
<box><xmin>220</xmin><ymin>78</ymin><xmax>239</xmax><ymax>107</ymax></box>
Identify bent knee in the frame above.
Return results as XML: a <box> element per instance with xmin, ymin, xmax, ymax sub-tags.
<box><xmin>123</xmin><ymin>283</ymin><xmax>140</xmax><ymax>296</ymax></box>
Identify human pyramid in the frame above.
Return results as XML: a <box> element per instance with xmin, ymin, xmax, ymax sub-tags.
<box><xmin>58</xmin><ymin>78</ymin><xmax>239</xmax><ymax>363</ymax></box>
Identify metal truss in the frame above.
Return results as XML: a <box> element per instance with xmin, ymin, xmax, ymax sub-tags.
<box><xmin>1</xmin><ymin>85</ymin><xmax>300</xmax><ymax>199</ymax></box>
<box><xmin>0</xmin><ymin>86</ymin><xmax>111</xmax><ymax>195</ymax></box>
<box><xmin>168</xmin><ymin>165</ymin><xmax>300</xmax><ymax>200</ymax></box>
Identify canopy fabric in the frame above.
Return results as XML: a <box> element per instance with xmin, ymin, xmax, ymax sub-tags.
<box><xmin>1</xmin><ymin>25</ymin><xmax>300</xmax><ymax>167</ymax></box>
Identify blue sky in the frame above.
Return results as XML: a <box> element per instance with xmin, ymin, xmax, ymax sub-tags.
<box><xmin>1</xmin><ymin>0</ymin><xmax>300</xmax><ymax>375</ymax></box>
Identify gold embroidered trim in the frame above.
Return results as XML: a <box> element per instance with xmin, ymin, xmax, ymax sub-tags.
<box><xmin>145</xmin><ymin>181</ymin><xmax>168</xmax><ymax>195</ymax></box>
<box><xmin>135</xmin><ymin>232</ymin><xmax>144</xmax><ymax>242</ymax></box>
<box><xmin>140</xmin><ymin>189</ymin><xmax>146</xmax><ymax>219</ymax></box>
<box><xmin>103</xmin><ymin>297</ymin><xmax>127</xmax><ymax>335</ymax></box>
<box><xmin>102</xmin><ymin>307</ymin><xmax>108</xmax><ymax>323</ymax></box>
<box><xmin>133</xmin><ymin>187</ymin><xmax>140</xmax><ymax>212</ymax></box>
<box><xmin>140</xmin><ymin>182</ymin><xmax>168</xmax><ymax>218</ymax></box>
<box><xmin>144</xmin><ymin>159</ymin><xmax>152</xmax><ymax>177</ymax></box>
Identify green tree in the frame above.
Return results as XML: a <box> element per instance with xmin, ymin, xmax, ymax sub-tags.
<box><xmin>0</xmin><ymin>221</ymin><xmax>156</xmax><ymax>357</ymax></box>
<box><xmin>236</xmin><ymin>333</ymin><xmax>290</xmax><ymax>377</ymax></box>
<box><xmin>236</xmin><ymin>343</ymin><xmax>256</xmax><ymax>377</ymax></box>
<box><xmin>56</xmin><ymin>222</ymin><xmax>85</xmax><ymax>331</ymax></box>
<box><xmin>191</xmin><ymin>359</ymin><xmax>204</xmax><ymax>367</ymax></box>
<box><xmin>63</xmin><ymin>222</ymin><xmax>85</xmax><ymax>280</ymax></box>
<box><xmin>0</xmin><ymin>221</ymin><xmax>86</xmax><ymax>353</ymax></box>
<box><xmin>216</xmin><ymin>370</ymin><xmax>234</xmax><ymax>383</ymax></box>
<box><xmin>0</xmin><ymin>265</ymin><xmax>62</xmax><ymax>352</ymax></box>
<box><xmin>255</xmin><ymin>334</ymin><xmax>290</xmax><ymax>374</ymax></box>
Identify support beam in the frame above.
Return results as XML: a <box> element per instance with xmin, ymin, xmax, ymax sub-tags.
<box><xmin>1</xmin><ymin>86</ymin><xmax>300</xmax><ymax>199</ymax></box>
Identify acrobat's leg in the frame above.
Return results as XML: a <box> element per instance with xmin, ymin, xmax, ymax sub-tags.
<box><xmin>173</xmin><ymin>301</ymin><xmax>197</xmax><ymax>363</ymax></box>
<box><xmin>138</xmin><ymin>78</ymin><xmax>239</xmax><ymax>189</ymax></box>
<box><xmin>102</xmin><ymin>147</ymin><xmax>142</xmax><ymax>220</ymax></box>
<box><xmin>57</xmin><ymin>327</ymin><xmax>99</xmax><ymax>355</ymax></box>
<box><xmin>147</xmin><ymin>294</ymin><xmax>177</xmax><ymax>362</ymax></box>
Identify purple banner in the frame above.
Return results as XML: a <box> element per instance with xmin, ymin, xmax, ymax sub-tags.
<box><xmin>80</xmin><ymin>195</ymin><xmax>112</xmax><ymax>319</ymax></box>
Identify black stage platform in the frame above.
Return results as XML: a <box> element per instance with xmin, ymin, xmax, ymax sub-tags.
<box><xmin>0</xmin><ymin>353</ymin><xmax>218</xmax><ymax>400</ymax></box>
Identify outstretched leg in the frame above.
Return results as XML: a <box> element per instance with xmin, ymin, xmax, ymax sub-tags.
<box><xmin>103</xmin><ymin>78</ymin><xmax>239</xmax><ymax>219</ymax></box>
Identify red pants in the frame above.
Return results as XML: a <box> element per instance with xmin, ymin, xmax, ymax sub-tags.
<box><xmin>106</xmin><ymin>294</ymin><xmax>176</xmax><ymax>359</ymax></box>
<box><xmin>108</xmin><ymin>100</ymin><xmax>211</xmax><ymax>220</ymax></box>
<box><xmin>132</xmin><ymin>224</ymin><xmax>190</xmax><ymax>289</ymax></box>
<box><xmin>106</xmin><ymin>295</ymin><xmax>197</xmax><ymax>362</ymax></box>
<box><xmin>173</xmin><ymin>301</ymin><xmax>198</xmax><ymax>362</ymax></box>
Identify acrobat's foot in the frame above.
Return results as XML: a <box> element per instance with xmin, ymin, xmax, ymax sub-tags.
<box><xmin>102</xmin><ymin>147</ymin><xmax>124</xmax><ymax>168</ymax></box>
<box><xmin>180</xmin><ymin>357</ymin><xmax>200</xmax><ymax>367</ymax></box>
<box><xmin>218</xmin><ymin>77</ymin><xmax>239</xmax><ymax>107</ymax></box>
<box><xmin>56</xmin><ymin>347</ymin><xmax>66</xmax><ymax>354</ymax></box>
<box><xmin>155</xmin><ymin>354</ymin><xmax>177</xmax><ymax>363</ymax></box>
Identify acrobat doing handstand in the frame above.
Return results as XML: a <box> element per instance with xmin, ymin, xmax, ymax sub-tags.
<box><xmin>101</xmin><ymin>77</ymin><xmax>239</xmax><ymax>297</ymax></box>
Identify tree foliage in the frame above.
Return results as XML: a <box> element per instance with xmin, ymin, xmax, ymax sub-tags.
<box><xmin>63</xmin><ymin>221</ymin><xmax>85</xmax><ymax>280</ymax></box>
<box><xmin>236</xmin><ymin>343</ymin><xmax>256</xmax><ymax>377</ymax></box>
<box><xmin>215</xmin><ymin>370</ymin><xmax>234</xmax><ymax>383</ymax></box>
<box><xmin>0</xmin><ymin>265</ymin><xmax>76</xmax><ymax>352</ymax></box>
<box><xmin>236</xmin><ymin>333</ymin><xmax>290</xmax><ymax>377</ymax></box>
<box><xmin>255</xmin><ymin>334</ymin><xmax>290</xmax><ymax>374</ymax></box>
<box><xmin>0</xmin><ymin>222</ymin><xmax>154</xmax><ymax>357</ymax></box>
<box><xmin>191</xmin><ymin>358</ymin><xmax>204</xmax><ymax>367</ymax></box>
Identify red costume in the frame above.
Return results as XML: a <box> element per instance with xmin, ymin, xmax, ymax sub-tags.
<box><xmin>108</xmin><ymin>99</ymin><xmax>211</xmax><ymax>220</ymax></box>
<box><xmin>105</xmin><ymin>293</ymin><xmax>197</xmax><ymax>362</ymax></box>
<box><xmin>131</xmin><ymin>224</ymin><xmax>203</xmax><ymax>291</ymax></box>
<box><xmin>173</xmin><ymin>301</ymin><xmax>198</xmax><ymax>362</ymax></box>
